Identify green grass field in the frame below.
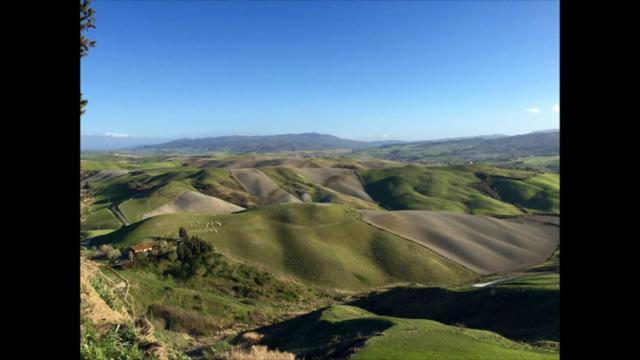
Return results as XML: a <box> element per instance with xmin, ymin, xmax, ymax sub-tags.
<box><xmin>359</xmin><ymin>165</ymin><xmax>558</xmax><ymax>215</ymax></box>
<box><xmin>489</xmin><ymin>155</ymin><xmax>559</xmax><ymax>173</ymax></box>
<box><xmin>114</xmin><ymin>265</ymin><xmax>335</xmax><ymax>338</ymax></box>
<box><xmin>488</xmin><ymin>173</ymin><xmax>559</xmax><ymax>213</ymax></box>
<box><xmin>350</xmin><ymin>280</ymin><xmax>559</xmax><ymax>343</ymax></box>
<box><xmin>81</xmin><ymin>208</ymin><xmax>122</xmax><ymax>231</ymax></box>
<box><xmin>259</xmin><ymin>305</ymin><xmax>558</xmax><ymax>359</ymax></box>
<box><xmin>119</xmin><ymin>180</ymin><xmax>196</xmax><ymax>222</ymax></box>
<box><xmin>358</xmin><ymin>165</ymin><xmax>523</xmax><ymax>215</ymax></box>
<box><xmin>92</xmin><ymin>203</ymin><xmax>477</xmax><ymax>291</ymax></box>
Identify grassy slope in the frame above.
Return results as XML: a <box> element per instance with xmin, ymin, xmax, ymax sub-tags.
<box><xmin>120</xmin><ymin>180</ymin><xmax>196</xmax><ymax>222</ymax></box>
<box><xmin>350</xmin><ymin>280</ymin><xmax>558</xmax><ymax>343</ymax></box>
<box><xmin>260</xmin><ymin>305</ymin><xmax>558</xmax><ymax>360</ymax></box>
<box><xmin>261</xmin><ymin>166</ymin><xmax>379</xmax><ymax>209</ymax></box>
<box><xmin>489</xmin><ymin>173</ymin><xmax>559</xmax><ymax>213</ymax></box>
<box><xmin>359</xmin><ymin>165</ymin><xmax>559</xmax><ymax>215</ymax></box>
<box><xmin>191</xmin><ymin>168</ymin><xmax>259</xmax><ymax>208</ymax></box>
<box><xmin>88</xmin><ymin>167</ymin><xmax>258</xmax><ymax>224</ymax></box>
<box><xmin>82</xmin><ymin>208</ymin><xmax>122</xmax><ymax>231</ymax></box>
<box><xmin>93</xmin><ymin>204</ymin><xmax>476</xmax><ymax>291</ymax></box>
<box><xmin>116</xmin><ymin>264</ymin><xmax>334</xmax><ymax>338</ymax></box>
<box><xmin>359</xmin><ymin>165</ymin><xmax>523</xmax><ymax>215</ymax></box>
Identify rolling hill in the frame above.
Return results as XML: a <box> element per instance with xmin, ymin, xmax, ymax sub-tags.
<box><xmin>350</xmin><ymin>276</ymin><xmax>559</xmax><ymax>343</ymax></box>
<box><xmin>256</xmin><ymin>305</ymin><xmax>558</xmax><ymax>359</ymax></box>
<box><xmin>358</xmin><ymin>164</ymin><xmax>559</xmax><ymax>215</ymax></box>
<box><xmin>90</xmin><ymin>203</ymin><xmax>477</xmax><ymax>290</ymax></box>
<box><xmin>358</xmin><ymin>210</ymin><xmax>559</xmax><ymax>274</ymax></box>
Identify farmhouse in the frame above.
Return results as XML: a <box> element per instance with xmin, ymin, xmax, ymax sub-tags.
<box><xmin>129</xmin><ymin>243</ymin><xmax>154</xmax><ymax>254</ymax></box>
<box><xmin>125</xmin><ymin>243</ymin><xmax>155</xmax><ymax>261</ymax></box>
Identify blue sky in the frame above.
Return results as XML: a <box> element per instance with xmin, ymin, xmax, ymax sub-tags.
<box><xmin>81</xmin><ymin>0</ymin><xmax>559</xmax><ymax>141</ymax></box>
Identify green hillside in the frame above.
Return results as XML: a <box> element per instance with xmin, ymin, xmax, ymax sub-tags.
<box><xmin>114</xmin><ymin>264</ymin><xmax>336</xmax><ymax>338</ymax></box>
<box><xmin>92</xmin><ymin>203</ymin><xmax>476</xmax><ymax>290</ymax></box>
<box><xmin>119</xmin><ymin>181</ymin><xmax>196</xmax><ymax>222</ymax></box>
<box><xmin>359</xmin><ymin>165</ymin><xmax>559</xmax><ymax>215</ymax></box>
<box><xmin>350</xmin><ymin>278</ymin><xmax>559</xmax><ymax>342</ymax></box>
<box><xmin>488</xmin><ymin>173</ymin><xmax>559</xmax><ymax>213</ymax></box>
<box><xmin>358</xmin><ymin>165</ymin><xmax>523</xmax><ymax>215</ymax></box>
<box><xmin>258</xmin><ymin>305</ymin><xmax>558</xmax><ymax>359</ymax></box>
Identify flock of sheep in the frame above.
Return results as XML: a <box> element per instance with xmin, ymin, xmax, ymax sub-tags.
<box><xmin>190</xmin><ymin>219</ymin><xmax>223</xmax><ymax>234</ymax></box>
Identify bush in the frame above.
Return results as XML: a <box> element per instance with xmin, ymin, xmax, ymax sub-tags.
<box><xmin>90</xmin><ymin>277</ymin><xmax>123</xmax><ymax>311</ymax></box>
<box><xmin>80</xmin><ymin>319</ymin><xmax>146</xmax><ymax>360</ymax></box>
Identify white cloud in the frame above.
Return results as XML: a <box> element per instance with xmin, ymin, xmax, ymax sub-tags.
<box><xmin>552</xmin><ymin>104</ymin><xmax>560</xmax><ymax>112</ymax></box>
<box><xmin>105</xmin><ymin>132</ymin><xmax>137</xmax><ymax>138</ymax></box>
<box><xmin>524</xmin><ymin>108</ymin><xmax>541</xmax><ymax>114</ymax></box>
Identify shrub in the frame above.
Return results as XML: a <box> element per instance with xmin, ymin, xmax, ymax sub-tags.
<box><xmin>215</xmin><ymin>345</ymin><xmax>295</xmax><ymax>360</ymax></box>
<box><xmin>90</xmin><ymin>277</ymin><xmax>123</xmax><ymax>311</ymax></box>
<box><xmin>179</xmin><ymin>227</ymin><xmax>188</xmax><ymax>239</ymax></box>
<box><xmin>80</xmin><ymin>319</ymin><xmax>146</xmax><ymax>360</ymax></box>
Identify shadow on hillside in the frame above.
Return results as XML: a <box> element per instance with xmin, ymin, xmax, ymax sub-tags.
<box><xmin>348</xmin><ymin>286</ymin><xmax>558</xmax><ymax>342</ymax></box>
<box><xmin>251</xmin><ymin>308</ymin><xmax>393</xmax><ymax>359</ymax></box>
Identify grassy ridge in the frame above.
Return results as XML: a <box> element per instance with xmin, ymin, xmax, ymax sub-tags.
<box><xmin>359</xmin><ymin>165</ymin><xmax>523</xmax><ymax>215</ymax></box>
<box><xmin>120</xmin><ymin>181</ymin><xmax>196</xmax><ymax>222</ymax></box>
<box><xmin>350</xmin><ymin>280</ymin><xmax>559</xmax><ymax>343</ymax></box>
<box><xmin>82</xmin><ymin>208</ymin><xmax>122</xmax><ymax>231</ymax></box>
<box><xmin>488</xmin><ymin>173</ymin><xmax>559</xmax><ymax>213</ymax></box>
<box><xmin>259</xmin><ymin>305</ymin><xmax>558</xmax><ymax>359</ymax></box>
<box><xmin>261</xmin><ymin>166</ymin><xmax>379</xmax><ymax>209</ymax></box>
<box><xmin>359</xmin><ymin>165</ymin><xmax>559</xmax><ymax>215</ymax></box>
<box><xmin>93</xmin><ymin>204</ymin><xmax>476</xmax><ymax>290</ymax></box>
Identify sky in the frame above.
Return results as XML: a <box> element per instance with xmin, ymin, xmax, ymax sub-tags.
<box><xmin>81</xmin><ymin>0</ymin><xmax>559</xmax><ymax>141</ymax></box>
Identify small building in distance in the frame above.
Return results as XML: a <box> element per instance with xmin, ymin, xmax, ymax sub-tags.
<box><xmin>127</xmin><ymin>243</ymin><xmax>154</xmax><ymax>260</ymax></box>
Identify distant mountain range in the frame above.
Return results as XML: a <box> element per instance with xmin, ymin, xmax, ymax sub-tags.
<box><xmin>81</xmin><ymin>135</ymin><xmax>171</xmax><ymax>151</ymax></box>
<box><xmin>133</xmin><ymin>133</ymin><xmax>407</xmax><ymax>153</ymax></box>
<box><xmin>358</xmin><ymin>130</ymin><xmax>559</xmax><ymax>162</ymax></box>
<box><xmin>82</xmin><ymin>130</ymin><xmax>559</xmax><ymax>161</ymax></box>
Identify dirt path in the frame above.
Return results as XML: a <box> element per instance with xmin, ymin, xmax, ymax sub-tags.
<box><xmin>471</xmin><ymin>276</ymin><xmax>520</xmax><ymax>288</ymax></box>
<box><xmin>471</xmin><ymin>272</ymin><xmax>554</xmax><ymax>288</ymax></box>
<box><xmin>110</xmin><ymin>204</ymin><xmax>130</xmax><ymax>226</ymax></box>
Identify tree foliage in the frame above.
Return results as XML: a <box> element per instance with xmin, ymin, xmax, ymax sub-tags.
<box><xmin>81</xmin><ymin>0</ymin><xmax>96</xmax><ymax>115</ymax></box>
<box><xmin>173</xmin><ymin>233</ymin><xmax>216</xmax><ymax>278</ymax></box>
<box><xmin>178</xmin><ymin>227</ymin><xmax>188</xmax><ymax>240</ymax></box>
<box><xmin>80</xmin><ymin>0</ymin><xmax>96</xmax><ymax>58</ymax></box>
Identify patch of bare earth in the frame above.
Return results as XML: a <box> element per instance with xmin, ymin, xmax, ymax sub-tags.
<box><xmin>296</xmin><ymin>168</ymin><xmax>374</xmax><ymax>202</ymax></box>
<box><xmin>81</xmin><ymin>259</ymin><xmax>127</xmax><ymax>325</ymax></box>
<box><xmin>81</xmin><ymin>258</ymin><xmax>171</xmax><ymax>359</ymax></box>
<box><xmin>359</xmin><ymin>210</ymin><xmax>559</xmax><ymax>275</ymax></box>
<box><xmin>143</xmin><ymin>191</ymin><xmax>245</xmax><ymax>219</ymax></box>
<box><xmin>230</xmin><ymin>169</ymin><xmax>302</xmax><ymax>205</ymax></box>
